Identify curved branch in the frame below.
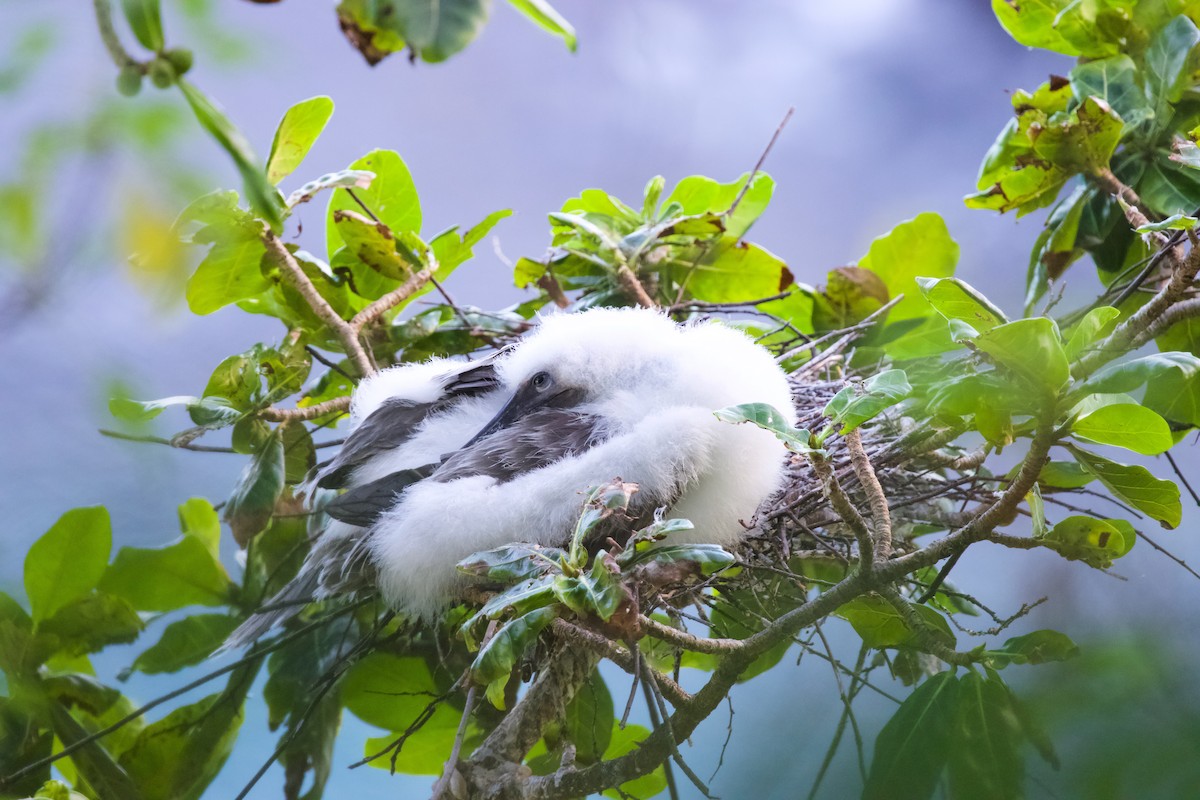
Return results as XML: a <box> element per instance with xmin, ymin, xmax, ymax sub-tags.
<box><xmin>259</xmin><ymin>396</ymin><xmax>351</xmax><ymax>422</ymax></box>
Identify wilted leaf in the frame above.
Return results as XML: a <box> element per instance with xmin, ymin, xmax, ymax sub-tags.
<box><xmin>224</xmin><ymin>429</ymin><xmax>286</xmax><ymax>545</ymax></box>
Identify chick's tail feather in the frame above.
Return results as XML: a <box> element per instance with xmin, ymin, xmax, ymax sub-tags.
<box><xmin>218</xmin><ymin>570</ymin><xmax>322</xmax><ymax>654</ymax></box>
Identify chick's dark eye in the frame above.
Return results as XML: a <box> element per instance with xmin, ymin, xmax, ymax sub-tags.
<box><xmin>531</xmin><ymin>372</ymin><xmax>552</xmax><ymax>391</ymax></box>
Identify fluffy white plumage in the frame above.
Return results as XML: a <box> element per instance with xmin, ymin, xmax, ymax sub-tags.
<box><xmin>346</xmin><ymin>307</ymin><xmax>797</xmax><ymax>619</ymax></box>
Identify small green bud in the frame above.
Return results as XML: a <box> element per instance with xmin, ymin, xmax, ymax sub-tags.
<box><xmin>115</xmin><ymin>65</ymin><xmax>143</xmax><ymax>97</ymax></box>
<box><xmin>164</xmin><ymin>48</ymin><xmax>193</xmax><ymax>76</ymax></box>
<box><xmin>148</xmin><ymin>58</ymin><xmax>176</xmax><ymax>89</ymax></box>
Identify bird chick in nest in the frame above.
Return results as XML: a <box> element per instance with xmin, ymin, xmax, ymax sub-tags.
<box><xmin>225</xmin><ymin>307</ymin><xmax>795</xmax><ymax>647</ymax></box>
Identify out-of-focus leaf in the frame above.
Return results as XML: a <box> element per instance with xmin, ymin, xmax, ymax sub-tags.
<box><xmin>265</xmin><ymin>96</ymin><xmax>334</xmax><ymax>185</ymax></box>
<box><xmin>336</xmin><ymin>0</ymin><xmax>489</xmax><ymax>63</ymax></box>
<box><xmin>1136</xmin><ymin>213</ymin><xmax>1198</xmax><ymax>233</ymax></box>
<box><xmin>178</xmin><ymin>497</ymin><xmax>221</xmax><ymax>561</ymax></box>
<box><xmin>1038</xmin><ymin>460</ymin><xmax>1095</xmax><ymax>489</ymax></box>
<box><xmin>863</xmin><ymin>671</ymin><xmax>959</xmax><ymax>800</ymax></box>
<box><xmin>601</xmin><ymin>724</ymin><xmax>669</xmax><ymax>799</ymax></box>
<box><xmin>224</xmin><ymin>429</ymin><xmax>285</xmax><ymax>545</ymax></box>
<box><xmin>177</xmin><ymin>79</ymin><xmax>285</xmax><ymax>229</ymax></box>
<box><xmin>1068</xmin><ymin>445</ymin><xmax>1182</xmax><ymax>528</ymax></box>
<box><xmin>130</xmin><ymin>614</ymin><xmax>240</xmax><ymax>676</ymax></box>
<box><xmin>838</xmin><ymin>594</ymin><xmax>954</xmax><ymax>649</ymax></box>
<box><xmin>100</xmin><ymin>537</ymin><xmax>233</xmax><ymax>612</ymax></box>
<box><xmin>120</xmin><ymin>0</ymin><xmax>165</xmax><ymax>51</ymax></box>
<box><xmin>1071</xmin><ymin>403</ymin><xmax>1173</xmax><ymax>455</ymax></box>
<box><xmin>1145</xmin><ymin>15</ymin><xmax>1200</xmax><ymax>114</ymax></box>
<box><xmin>506</xmin><ymin>0</ymin><xmax>576</xmax><ymax>51</ymax></box>
<box><xmin>50</xmin><ymin>702</ymin><xmax>143</xmax><ymax>800</ymax></box>
<box><xmin>24</xmin><ymin>507</ymin><xmax>111</xmax><ymax>625</ymax></box>
<box><xmin>40</xmin><ymin>593</ymin><xmax>143</xmax><ymax>656</ymax></box>
<box><xmin>119</xmin><ymin>663</ymin><xmax>257</xmax><ymax>800</ymax></box>
<box><xmin>988</xmin><ymin>630</ymin><xmax>1081</xmax><ymax>668</ymax></box>
<box><xmin>947</xmin><ymin>671</ymin><xmax>1024</xmax><ymax>800</ymax></box>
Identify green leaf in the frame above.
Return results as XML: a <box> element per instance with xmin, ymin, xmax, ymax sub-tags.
<box><xmin>1031</xmin><ymin>96</ymin><xmax>1123</xmax><ymax>175</ymax></box>
<box><xmin>186</xmin><ymin>229</ymin><xmax>269</xmax><ymax>316</ymax></box>
<box><xmin>265</xmin><ymin>96</ymin><xmax>334</xmax><ymax>185</ymax></box>
<box><xmin>326</xmin><ymin>149</ymin><xmax>420</xmax><ymax>261</ymax></box>
<box><xmin>859</xmin><ymin>212</ymin><xmax>959</xmax><ymax>322</ymax></box>
<box><xmin>1136</xmin><ymin>213</ymin><xmax>1198</xmax><ymax>233</ymax></box>
<box><xmin>120</xmin><ymin>0</ymin><xmax>164</xmax><ymax>51</ymax></box>
<box><xmin>506</xmin><ymin>0</ymin><xmax>576</xmax><ymax>51</ymax></box>
<box><xmin>601</xmin><ymin>724</ymin><xmax>669</xmax><ymax>799</ymax></box>
<box><xmin>178</xmin><ymin>497</ymin><xmax>221</xmax><ymax>561</ymax></box>
<box><xmin>619</xmin><ymin>543</ymin><xmax>734</xmax><ymax>577</ymax></box>
<box><xmin>457</xmin><ymin>544</ymin><xmax>567</xmax><ymax>583</ymax></box>
<box><xmin>119</xmin><ymin>664</ymin><xmax>256</xmax><ymax>800</ymax></box>
<box><xmin>336</xmin><ymin>0</ymin><xmax>490</xmax><ymax>63</ymax></box>
<box><xmin>665</xmin><ymin>172</ymin><xmax>774</xmax><ymax>238</ymax></box>
<box><xmin>683</xmin><ymin>237</ymin><xmax>791</xmax><ymax>304</ymax></box>
<box><xmin>342</xmin><ymin>654</ymin><xmax>446</xmax><ymax>730</ymax></box>
<box><xmin>1038</xmin><ymin>460</ymin><xmax>1095</xmax><ymax>489</ymax></box>
<box><xmin>49</xmin><ymin>702</ymin><xmax>144</xmax><ymax>800</ymax></box>
<box><xmin>25</xmin><ymin>507</ymin><xmax>111</xmax><ymax>625</ymax></box>
<box><xmin>361</xmin><ymin>709</ymin><xmax>465</xmax><ymax>775</ymax></box>
<box><xmin>822</xmin><ymin>369</ymin><xmax>912</xmax><ymax>433</ymax></box>
<box><xmin>863</xmin><ymin>671</ymin><xmax>959</xmax><ymax>800</ymax></box>
<box><xmin>1072</xmin><ymin>403</ymin><xmax>1173</xmax><ymax>455</ymax></box>
<box><xmin>130</xmin><ymin>614</ymin><xmax>240</xmax><ymax>675</ymax></box>
<box><xmin>917</xmin><ymin>276</ymin><xmax>1008</xmax><ymax>332</ymax></box>
<box><xmin>1063</xmin><ymin>306</ymin><xmax>1120</xmax><ymax>361</ymax></box>
<box><xmin>1068</xmin><ymin>445</ymin><xmax>1182</xmax><ymax>528</ymax></box>
<box><xmin>973</xmin><ymin>317</ymin><xmax>1069</xmax><ymax>393</ymax></box>
<box><xmin>472</xmin><ymin>606</ymin><xmax>557</xmax><ymax>685</ymax></box>
<box><xmin>713</xmin><ymin>402</ymin><xmax>818</xmax><ymax>454</ymax></box>
<box><xmin>551</xmin><ymin>558</ymin><xmax>627</xmax><ymax>621</ymax></box>
<box><xmin>1042</xmin><ymin>514</ymin><xmax>1136</xmax><ymax>567</ymax></box>
<box><xmin>564</xmin><ymin>671</ymin><xmax>612</xmax><ymax>762</ymax></box>
<box><xmin>333</xmin><ymin>208</ymin><xmax>416</xmax><ymax>281</ymax></box>
<box><xmin>224</xmin><ymin>428</ymin><xmax>285</xmax><ymax>545</ymax></box>
<box><xmin>40</xmin><ymin>593</ymin><xmax>143</xmax><ymax>656</ymax></box>
<box><xmin>100</xmin><ymin>536</ymin><xmax>233</xmax><ymax>612</ymax></box>
<box><xmin>989</xmin><ymin>629</ymin><xmax>1081</xmax><ymax>668</ymax></box>
<box><xmin>838</xmin><ymin>594</ymin><xmax>953</xmax><ymax>649</ymax></box>
<box><xmin>177</xmin><ymin>79</ymin><xmax>285</xmax><ymax>229</ymax></box>
<box><xmin>947</xmin><ymin>671</ymin><xmax>1024</xmax><ymax>800</ymax></box>
<box><xmin>1145</xmin><ymin>15</ymin><xmax>1200</xmax><ymax>113</ymax></box>
<box><xmin>1070</xmin><ymin>55</ymin><xmax>1154</xmax><ymax>130</ymax></box>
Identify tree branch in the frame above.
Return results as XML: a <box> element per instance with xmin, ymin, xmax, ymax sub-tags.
<box><xmin>845</xmin><ymin>428</ymin><xmax>892</xmax><ymax>560</ymax></box>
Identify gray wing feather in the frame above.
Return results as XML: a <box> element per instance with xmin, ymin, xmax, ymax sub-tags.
<box><xmin>324</xmin><ymin>465</ymin><xmax>436</xmax><ymax>527</ymax></box>
<box><xmin>315</xmin><ymin>360</ymin><xmax>501</xmax><ymax>490</ymax></box>
<box><xmin>433</xmin><ymin>408</ymin><xmax>608</xmax><ymax>483</ymax></box>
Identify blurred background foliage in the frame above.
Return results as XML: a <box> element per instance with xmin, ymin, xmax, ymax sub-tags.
<box><xmin>3</xmin><ymin>1</ymin><xmax>1200</xmax><ymax>798</ymax></box>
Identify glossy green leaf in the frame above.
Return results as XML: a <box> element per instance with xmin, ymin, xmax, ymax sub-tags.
<box><xmin>859</xmin><ymin>212</ymin><xmax>959</xmax><ymax>322</ymax></box>
<box><xmin>948</xmin><ymin>671</ymin><xmax>1025</xmax><ymax>800</ymax></box>
<box><xmin>713</xmin><ymin>402</ymin><xmax>818</xmax><ymax>454</ymax></box>
<box><xmin>224</xmin><ymin>428</ymin><xmax>285</xmax><ymax>545</ymax></box>
<box><xmin>472</xmin><ymin>606</ymin><xmax>556</xmax><ymax>685</ymax></box>
<box><xmin>552</xmin><ymin>557</ymin><xmax>627</xmax><ymax>621</ymax></box>
<box><xmin>1070</xmin><ymin>55</ymin><xmax>1154</xmax><ymax>130</ymax></box>
<box><xmin>457</xmin><ymin>544</ymin><xmax>567</xmax><ymax>583</ymax></box>
<box><xmin>1145</xmin><ymin>15</ymin><xmax>1200</xmax><ymax>113</ymax></box>
<box><xmin>130</xmin><ymin>614</ymin><xmax>240</xmax><ymax>675</ymax></box>
<box><xmin>506</xmin><ymin>0</ymin><xmax>576</xmax><ymax>51</ymax></box>
<box><xmin>120</xmin><ymin>0</ymin><xmax>164</xmax><ymax>51</ymax></box>
<box><xmin>619</xmin><ymin>542</ymin><xmax>734</xmax><ymax>579</ymax></box>
<box><xmin>974</xmin><ymin>317</ymin><xmax>1069</xmax><ymax>393</ymax></box>
<box><xmin>25</xmin><ymin>507</ymin><xmax>112</xmax><ymax>625</ymax></box>
<box><xmin>988</xmin><ymin>629</ymin><xmax>1081</xmax><ymax>668</ymax></box>
<box><xmin>863</xmin><ymin>671</ymin><xmax>959</xmax><ymax>800</ymax></box>
<box><xmin>1068</xmin><ymin>445</ymin><xmax>1182</xmax><ymax>528</ymax></box>
<box><xmin>917</xmin><ymin>276</ymin><xmax>1007</xmax><ymax>331</ymax></box>
<box><xmin>1063</xmin><ymin>306</ymin><xmax>1120</xmax><ymax>361</ymax></box>
<box><xmin>265</xmin><ymin>96</ymin><xmax>334</xmax><ymax>185</ymax></box>
<box><xmin>1072</xmin><ymin>403</ymin><xmax>1173</xmax><ymax>455</ymax></box>
<box><xmin>823</xmin><ymin>369</ymin><xmax>912</xmax><ymax>433</ymax></box>
<box><xmin>100</xmin><ymin>536</ymin><xmax>233</xmax><ymax>612</ymax></box>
